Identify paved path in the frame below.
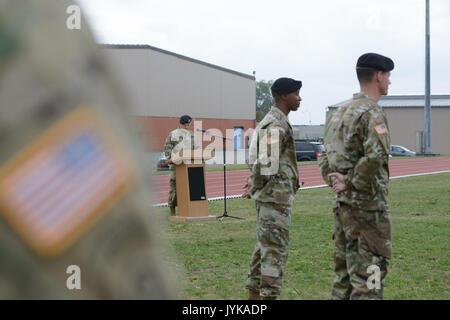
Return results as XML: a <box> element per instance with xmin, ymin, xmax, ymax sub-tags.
<box><xmin>152</xmin><ymin>156</ymin><xmax>450</xmax><ymax>205</ymax></box>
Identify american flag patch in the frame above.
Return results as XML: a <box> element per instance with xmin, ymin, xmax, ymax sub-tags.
<box><xmin>0</xmin><ymin>107</ymin><xmax>136</xmax><ymax>256</ymax></box>
<box><xmin>374</xmin><ymin>123</ymin><xmax>388</xmax><ymax>135</ymax></box>
<box><xmin>266</xmin><ymin>137</ymin><xmax>279</xmax><ymax>145</ymax></box>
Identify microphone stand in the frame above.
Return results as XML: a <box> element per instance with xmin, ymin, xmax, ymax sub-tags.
<box><xmin>197</xmin><ymin>129</ymin><xmax>244</xmax><ymax>221</ymax></box>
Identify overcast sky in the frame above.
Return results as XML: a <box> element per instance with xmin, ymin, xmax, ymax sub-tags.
<box><xmin>77</xmin><ymin>0</ymin><xmax>450</xmax><ymax>125</ymax></box>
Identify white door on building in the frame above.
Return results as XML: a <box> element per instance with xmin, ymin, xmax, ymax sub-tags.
<box><xmin>234</xmin><ymin>126</ymin><xmax>244</xmax><ymax>150</ymax></box>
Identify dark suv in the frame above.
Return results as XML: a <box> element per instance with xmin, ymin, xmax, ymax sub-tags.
<box><xmin>294</xmin><ymin>142</ymin><xmax>324</xmax><ymax>161</ymax></box>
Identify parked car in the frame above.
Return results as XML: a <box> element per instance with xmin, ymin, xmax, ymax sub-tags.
<box><xmin>294</xmin><ymin>141</ymin><xmax>324</xmax><ymax>161</ymax></box>
<box><xmin>390</xmin><ymin>145</ymin><xmax>416</xmax><ymax>157</ymax></box>
<box><xmin>156</xmin><ymin>152</ymin><xmax>170</xmax><ymax>170</ymax></box>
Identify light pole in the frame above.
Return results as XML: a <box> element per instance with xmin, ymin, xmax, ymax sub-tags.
<box><xmin>424</xmin><ymin>0</ymin><xmax>432</xmax><ymax>154</ymax></box>
<box><xmin>253</xmin><ymin>70</ymin><xmax>257</xmax><ymax>124</ymax></box>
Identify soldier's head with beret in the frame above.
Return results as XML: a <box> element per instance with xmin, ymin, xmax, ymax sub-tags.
<box><xmin>270</xmin><ymin>77</ymin><xmax>302</xmax><ymax>115</ymax></box>
<box><xmin>356</xmin><ymin>53</ymin><xmax>394</xmax><ymax>96</ymax></box>
<box><xmin>179</xmin><ymin>115</ymin><xmax>192</xmax><ymax>127</ymax></box>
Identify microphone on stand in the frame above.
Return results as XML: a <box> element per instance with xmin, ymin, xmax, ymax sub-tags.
<box><xmin>196</xmin><ymin>128</ymin><xmax>243</xmax><ymax>221</ymax></box>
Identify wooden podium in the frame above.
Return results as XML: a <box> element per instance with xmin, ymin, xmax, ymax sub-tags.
<box><xmin>168</xmin><ymin>150</ymin><xmax>217</xmax><ymax>222</ymax></box>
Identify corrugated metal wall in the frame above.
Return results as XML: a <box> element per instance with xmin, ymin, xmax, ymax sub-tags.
<box><xmin>383</xmin><ymin>107</ymin><xmax>450</xmax><ymax>154</ymax></box>
<box><xmin>104</xmin><ymin>47</ymin><xmax>256</xmax><ymax>120</ymax></box>
<box><xmin>326</xmin><ymin>106</ymin><xmax>450</xmax><ymax>154</ymax></box>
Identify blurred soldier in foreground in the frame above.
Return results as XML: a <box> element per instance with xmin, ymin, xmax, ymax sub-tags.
<box><xmin>243</xmin><ymin>78</ymin><xmax>301</xmax><ymax>300</ymax></box>
<box><xmin>163</xmin><ymin>115</ymin><xmax>200</xmax><ymax>216</ymax></box>
<box><xmin>319</xmin><ymin>53</ymin><xmax>394</xmax><ymax>299</ymax></box>
<box><xmin>0</xmin><ymin>0</ymin><xmax>173</xmax><ymax>298</ymax></box>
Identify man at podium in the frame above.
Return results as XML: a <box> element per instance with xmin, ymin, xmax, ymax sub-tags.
<box><xmin>164</xmin><ymin>115</ymin><xmax>201</xmax><ymax>216</ymax></box>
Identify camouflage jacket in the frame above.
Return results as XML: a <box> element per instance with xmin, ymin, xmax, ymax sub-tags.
<box><xmin>318</xmin><ymin>92</ymin><xmax>391</xmax><ymax>211</ymax></box>
<box><xmin>248</xmin><ymin>107</ymin><xmax>299</xmax><ymax>205</ymax></box>
<box><xmin>0</xmin><ymin>0</ymin><xmax>173</xmax><ymax>298</ymax></box>
<box><xmin>164</xmin><ymin>128</ymin><xmax>200</xmax><ymax>170</ymax></box>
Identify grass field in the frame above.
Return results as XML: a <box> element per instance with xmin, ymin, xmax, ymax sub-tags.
<box><xmin>156</xmin><ymin>173</ymin><xmax>450</xmax><ymax>300</ymax></box>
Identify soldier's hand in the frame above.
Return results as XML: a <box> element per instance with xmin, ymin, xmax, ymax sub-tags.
<box><xmin>295</xmin><ymin>181</ymin><xmax>303</xmax><ymax>194</ymax></box>
<box><xmin>328</xmin><ymin>172</ymin><xmax>347</xmax><ymax>194</ymax></box>
<box><xmin>242</xmin><ymin>177</ymin><xmax>252</xmax><ymax>199</ymax></box>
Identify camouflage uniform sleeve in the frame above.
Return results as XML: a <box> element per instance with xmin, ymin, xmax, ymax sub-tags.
<box><xmin>249</xmin><ymin>124</ymin><xmax>285</xmax><ymax>192</ymax></box>
<box><xmin>192</xmin><ymin>132</ymin><xmax>201</xmax><ymax>150</ymax></box>
<box><xmin>163</xmin><ymin>131</ymin><xmax>173</xmax><ymax>159</ymax></box>
<box><xmin>261</xmin><ymin>124</ymin><xmax>286</xmax><ymax>171</ymax></box>
<box><xmin>266</xmin><ymin>125</ymin><xmax>285</xmax><ymax>159</ymax></box>
<box><xmin>318</xmin><ymin>114</ymin><xmax>332</xmax><ymax>186</ymax></box>
<box><xmin>347</xmin><ymin>110</ymin><xmax>390</xmax><ymax>192</ymax></box>
<box><xmin>247</xmin><ymin>128</ymin><xmax>258</xmax><ymax>171</ymax></box>
<box><xmin>318</xmin><ymin>148</ymin><xmax>332</xmax><ymax>187</ymax></box>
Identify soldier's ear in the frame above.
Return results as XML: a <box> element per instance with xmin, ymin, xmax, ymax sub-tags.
<box><xmin>375</xmin><ymin>71</ymin><xmax>384</xmax><ymax>83</ymax></box>
<box><xmin>272</xmin><ymin>92</ymin><xmax>281</xmax><ymax>102</ymax></box>
<box><xmin>279</xmin><ymin>93</ymin><xmax>288</xmax><ymax>101</ymax></box>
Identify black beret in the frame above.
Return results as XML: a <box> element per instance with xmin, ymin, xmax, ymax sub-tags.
<box><xmin>356</xmin><ymin>53</ymin><xmax>394</xmax><ymax>72</ymax></box>
<box><xmin>180</xmin><ymin>115</ymin><xmax>192</xmax><ymax>124</ymax></box>
<box><xmin>271</xmin><ymin>77</ymin><xmax>302</xmax><ymax>94</ymax></box>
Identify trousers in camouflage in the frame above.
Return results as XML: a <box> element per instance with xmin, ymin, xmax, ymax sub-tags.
<box><xmin>246</xmin><ymin>201</ymin><xmax>291</xmax><ymax>298</ymax></box>
<box><xmin>168</xmin><ymin>169</ymin><xmax>177</xmax><ymax>208</ymax></box>
<box><xmin>331</xmin><ymin>202</ymin><xmax>391</xmax><ymax>300</ymax></box>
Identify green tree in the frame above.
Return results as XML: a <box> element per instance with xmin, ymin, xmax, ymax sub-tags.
<box><xmin>256</xmin><ymin>110</ymin><xmax>264</xmax><ymax>122</ymax></box>
<box><xmin>256</xmin><ymin>80</ymin><xmax>274</xmax><ymax>118</ymax></box>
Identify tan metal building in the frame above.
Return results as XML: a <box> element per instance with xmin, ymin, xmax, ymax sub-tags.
<box><xmin>328</xmin><ymin>94</ymin><xmax>450</xmax><ymax>154</ymax></box>
<box><xmin>292</xmin><ymin>125</ymin><xmax>325</xmax><ymax>141</ymax></box>
<box><xmin>102</xmin><ymin>44</ymin><xmax>256</xmax><ymax>152</ymax></box>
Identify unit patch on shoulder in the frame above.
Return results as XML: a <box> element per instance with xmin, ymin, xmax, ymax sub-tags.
<box><xmin>374</xmin><ymin>123</ymin><xmax>388</xmax><ymax>135</ymax></box>
<box><xmin>0</xmin><ymin>106</ymin><xmax>137</xmax><ymax>257</ymax></box>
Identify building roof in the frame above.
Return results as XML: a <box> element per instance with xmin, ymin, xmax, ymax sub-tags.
<box><xmin>100</xmin><ymin>44</ymin><xmax>255</xmax><ymax>81</ymax></box>
<box><xmin>329</xmin><ymin>94</ymin><xmax>450</xmax><ymax>109</ymax></box>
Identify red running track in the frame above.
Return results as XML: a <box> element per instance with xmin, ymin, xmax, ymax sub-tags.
<box><xmin>152</xmin><ymin>156</ymin><xmax>450</xmax><ymax>204</ymax></box>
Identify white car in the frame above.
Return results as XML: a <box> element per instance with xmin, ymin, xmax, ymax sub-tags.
<box><xmin>390</xmin><ymin>145</ymin><xmax>416</xmax><ymax>157</ymax></box>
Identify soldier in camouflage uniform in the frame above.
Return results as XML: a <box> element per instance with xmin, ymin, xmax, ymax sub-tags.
<box><xmin>0</xmin><ymin>0</ymin><xmax>173</xmax><ymax>299</ymax></box>
<box><xmin>163</xmin><ymin>115</ymin><xmax>200</xmax><ymax>216</ymax></box>
<box><xmin>244</xmin><ymin>78</ymin><xmax>301</xmax><ymax>300</ymax></box>
<box><xmin>319</xmin><ymin>53</ymin><xmax>394</xmax><ymax>300</ymax></box>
